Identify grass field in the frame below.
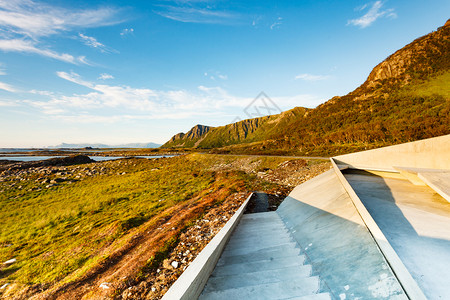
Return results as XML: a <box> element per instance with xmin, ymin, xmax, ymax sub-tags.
<box><xmin>0</xmin><ymin>154</ymin><xmax>323</xmax><ymax>297</ymax></box>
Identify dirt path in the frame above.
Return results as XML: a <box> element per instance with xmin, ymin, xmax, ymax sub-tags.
<box><xmin>34</xmin><ymin>192</ymin><xmax>225</xmax><ymax>300</ymax></box>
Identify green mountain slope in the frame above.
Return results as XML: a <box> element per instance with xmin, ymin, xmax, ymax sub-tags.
<box><xmin>162</xmin><ymin>20</ymin><xmax>450</xmax><ymax>155</ymax></box>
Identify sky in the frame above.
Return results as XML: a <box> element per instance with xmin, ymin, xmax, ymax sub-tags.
<box><xmin>0</xmin><ymin>0</ymin><xmax>448</xmax><ymax>147</ymax></box>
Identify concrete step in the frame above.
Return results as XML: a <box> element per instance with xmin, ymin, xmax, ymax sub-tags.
<box><xmin>239</xmin><ymin>212</ymin><xmax>283</xmax><ymax>223</ymax></box>
<box><xmin>204</xmin><ymin>265</ymin><xmax>312</xmax><ymax>292</ymax></box>
<box><xmin>241</xmin><ymin>211</ymin><xmax>280</xmax><ymax>220</ymax></box>
<box><xmin>235</xmin><ymin>221</ymin><xmax>284</xmax><ymax>232</ymax></box>
<box><xmin>280</xmin><ymin>293</ymin><xmax>332</xmax><ymax>300</ymax></box>
<box><xmin>225</xmin><ymin>233</ymin><xmax>293</xmax><ymax>249</ymax></box>
<box><xmin>199</xmin><ymin>276</ymin><xmax>320</xmax><ymax>300</ymax></box>
<box><xmin>231</xmin><ymin>227</ymin><xmax>289</xmax><ymax>239</ymax></box>
<box><xmin>211</xmin><ymin>255</ymin><xmax>306</xmax><ymax>277</ymax></box>
<box><xmin>221</xmin><ymin>241</ymin><xmax>299</xmax><ymax>257</ymax></box>
<box><xmin>217</xmin><ymin>246</ymin><xmax>301</xmax><ymax>266</ymax></box>
<box><xmin>232</xmin><ymin>226</ymin><xmax>289</xmax><ymax>237</ymax></box>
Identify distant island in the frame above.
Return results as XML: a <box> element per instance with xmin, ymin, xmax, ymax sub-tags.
<box><xmin>50</xmin><ymin>142</ymin><xmax>161</xmax><ymax>149</ymax></box>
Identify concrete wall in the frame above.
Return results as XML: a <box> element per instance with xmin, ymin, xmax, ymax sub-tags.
<box><xmin>333</xmin><ymin>135</ymin><xmax>450</xmax><ymax>171</ymax></box>
<box><xmin>277</xmin><ymin>170</ymin><xmax>407</xmax><ymax>299</ymax></box>
<box><xmin>161</xmin><ymin>194</ymin><xmax>251</xmax><ymax>300</ymax></box>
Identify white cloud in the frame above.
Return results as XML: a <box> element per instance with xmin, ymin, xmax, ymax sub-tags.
<box><xmin>347</xmin><ymin>1</ymin><xmax>397</xmax><ymax>29</ymax></box>
<box><xmin>120</xmin><ymin>28</ymin><xmax>134</xmax><ymax>36</ymax></box>
<box><xmin>0</xmin><ymin>0</ymin><xmax>122</xmax><ymax>63</ymax></box>
<box><xmin>29</xmin><ymin>89</ymin><xmax>55</xmax><ymax>96</ymax></box>
<box><xmin>0</xmin><ymin>39</ymin><xmax>89</xmax><ymax>64</ymax></box>
<box><xmin>79</xmin><ymin>33</ymin><xmax>103</xmax><ymax>48</ymax></box>
<box><xmin>204</xmin><ymin>71</ymin><xmax>228</xmax><ymax>80</ymax></box>
<box><xmin>0</xmin><ymin>0</ymin><xmax>122</xmax><ymax>39</ymax></box>
<box><xmin>23</xmin><ymin>72</ymin><xmax>325</xmax><ymax>123</ymax></box>
<box><xmin>154</xmin><ymin>4</ymin><xmax>241</xmax><ymax>25</ymax></box>
<box><xmin>295</xmin><ymin>73</ymin><xmax>330</xmax><ymax>81</ymax></box>
<box><xmin>0</xmin><ymin>80</ymin><xmax>16</xmax><ymax>92</ymax></box>
<box><xmin>98</xmin><ymin>73</ymin><xmax>114</xmax><ymax>80</ymax></box>
<box><xmin>23</xmin><ymin>72</ymin><xmax>246</xmax><ymax>120</ymax></box>
<box><xmin>0</xmin><ymin>99</ymin><xmax>18</xmax><ymax>106</ymax></box>
<box><xmin>78</xmin><ymin>33</ymin><xmax>117</xmax><ymax>53</ymax></box>
<box><xmin>270</xmin><ymin>17</ymin><xmax>282</xmax><ymax>30</ymax></box>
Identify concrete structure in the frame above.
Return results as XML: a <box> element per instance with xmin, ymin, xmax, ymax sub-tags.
<box><xmin>200</xmin><ymin>212</ymin><xmax>331</xmax><ymax>299</ymax></box>
<box><xmin>161</xmin><ymin>194</ymin><xmax>252</xmax><ymax>300</ymax></box>
<box><xmin>164</xmin><ymin>135</ymin><xmax>450</xmax><ymax>299</ymax></box>
<box><xmin>334</xmin><ymin>134</ymin><xmax>450</xmax><ymax>171</ymax></box>
<box><xmin>345</xmin><ymin>171</ymin><xmax>450</xmax><ymax>299</ymax></box>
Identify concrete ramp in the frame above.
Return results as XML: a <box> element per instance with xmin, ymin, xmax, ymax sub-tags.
<box><xmin>199</xmin><ymin>212</ymin><xmax>331</xmax><ymax>300</ymax></box>
<box><xmin>277</xmin><ymin>170</ymin><xmax>407</xmax><ymax>300</ymax></box>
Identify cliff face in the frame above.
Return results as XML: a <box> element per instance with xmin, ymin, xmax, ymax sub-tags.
<box><xmin>163</xmin><ymin>125</ymin><xmax>212</xmax><ymax>147</ymax></box>
<box><xmin>352</xmin><ymin>20</ymin><xmax>450</xmax><ymax>99</ymax></box>
<box><xmin>184</xmin><ymin>124</ymin><xmax>211</xmax><ymax>140</ymax></box>
<box><xmin>162</xmin><ymin>106</ymin><xmax>310</xmax><ymax>149</ymax></box>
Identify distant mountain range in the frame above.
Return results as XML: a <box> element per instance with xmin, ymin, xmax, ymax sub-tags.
<box><xmin>50</xmin><ymin>142</ymin><xmax>161</xmax><ymax>149</ymax></box>
<box><xmin>163</xmin><ymin>19</ymin><xmax>450</xmax><ymax>156</ymax></box>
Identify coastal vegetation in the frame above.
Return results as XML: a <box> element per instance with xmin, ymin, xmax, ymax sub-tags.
<box><xmin>0</xmin><ymin>154</ymin><xmax>329</xmax><ymax>298</ymax></box>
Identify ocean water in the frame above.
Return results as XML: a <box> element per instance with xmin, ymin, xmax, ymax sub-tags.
<box><xmin>0</xmin><ymin>149</ymin><xmax>46</xmax><ymax>153</ymax></box>
<box><xmin>0</xmin><ymin>155</ymin><xmax>172</xmax><ymax>162</ymax></box>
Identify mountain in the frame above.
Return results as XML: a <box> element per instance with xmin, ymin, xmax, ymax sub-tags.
<box><xmin>164</xmin><ymin>124</ymin><xmax>212</xmax><ymax>147</ymax></box>
<box><xmin>162</xmin><ymin>20</ymin><xmax>450</xmax><ymax>156</ymax></box>
<box><xmin>51</xmin><ymin>142</ymin><xmax>161</xmax><ymax>149</ymax></box>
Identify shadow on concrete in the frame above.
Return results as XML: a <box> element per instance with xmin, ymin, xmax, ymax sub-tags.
<box><xmin>245</xmin><ymin>192</ymin><xmax>269</xmax><ymax>214</ymax></box>
<box><xmin>343</xmin><ymin>169</ymin><xmax>450</xmax><ymax>300</ymax></box>
<box><xmin>276</xmin><ymin>170</ymin><xmax>407</xmax><ymax>300</ymax></box>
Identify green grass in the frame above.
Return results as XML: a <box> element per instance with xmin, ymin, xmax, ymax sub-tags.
<box><xmin>400</xmin><ymin>71</ymin><xmax>450</xmax><ymax>99</ymax></box>
<box><xmin>0</xmin><ymin>154</ymin><xmax>297</xmax><ymax>288</ymax></box>
<box><xmin>0</xmin><ymin>156</ymin><xmax>222</xmax><ymax>284</ymax></box>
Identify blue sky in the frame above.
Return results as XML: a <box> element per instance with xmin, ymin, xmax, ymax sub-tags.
<box><xmin>0</xmin><ymin>0</ymin><xmax>448</xmax><ymax>147</ymax></box>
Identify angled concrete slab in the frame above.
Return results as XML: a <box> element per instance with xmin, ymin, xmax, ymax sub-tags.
<box><xmin>345</xmin><ymin>171</ymin><xmax>450</xmax><ymax>300</ymax></box>
<box><xmin>418</xmin><ymin>172</ymin><xmax>450</xmax><ymax>202</ymax></box>
<box><xmin>277</xmin><ymin>170</ymin><xmax>407</xmax><ymax>300</ymax></box>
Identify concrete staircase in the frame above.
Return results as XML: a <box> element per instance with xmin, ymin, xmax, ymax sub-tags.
<box><xmin>199</xmin><ymin>211</ymin><xmax>331</xmax><ymax>300</ymax></box>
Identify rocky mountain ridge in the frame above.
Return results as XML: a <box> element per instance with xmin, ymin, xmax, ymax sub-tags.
<box><xmin>163</xmin><ymin>20</ymin><xmax>450</xmax><ymax>155</ymax></box>
<box><xmin>166</xmin><ymin>125</ymin><xmax>212</xmax><ymax>147</ymax></box>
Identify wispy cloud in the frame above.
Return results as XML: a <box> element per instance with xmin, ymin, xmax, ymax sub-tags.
<box><xmin>98</xmin><ymin>73</ymin><xmax>114</xmax><ymax>80</ymax></box>
<box><xmin>0</xmin><ymin>63</ymin><xmax>5</xmax><ymax>75</ymax></box>
<box><xmin>154</xmin><ymin>2</ymin><xmax>241</xmax><ymax>25</ymax></box>
<box><xmin>0</xmin><ymin>39</ymin><xmax>89</xmax><ymax>64</ymax></box>
<box><xmin>29</xmin><ymin>89</ymin><xmax>55</xmax><ymax>96</ymax></box>
<box><xmin>0</xmin><ymin>99</ymin><xmax>18</xmax><ymax>106</ymax></box>
<box><xmin>0</xmin><ymin>0</ymin><xmax>123</xmax><ymax>63</ymax></box>
<box><xmin>0</xmin><ymin>81</ymin><xmax>16</xmax><ymax>92</ymax></box>
<box><xmin>120</xmin><ymin>28</ymin><xmax>134</xmax><ymax>36</ymax></box>
<box><xmin>0</xmin><ymin>0</ymin><xmax>122</xmax><ymax>39</ymax></box>
<box><xmin>295</xmin><ymin>73</ymin><xmax>330</xmax><ymax>81</ymax></box>
<box><xmin>204</xmin><ymin>71</ymin><xmax>228</xmax><ymax>81</ymax></box>
<box><xmin>270</xmin><ymin>17</ymin><xmax>283</xmax><ymax>30</ymax></box>
<box><xmin>347</xmin><ymin>1</ymin><xmax>397</xmax><ymax>28</ymax></box>
<box><xmin>78</xmin><ymin>33</ymin><xmax>117</xmax><ymax>53</ymax></box>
